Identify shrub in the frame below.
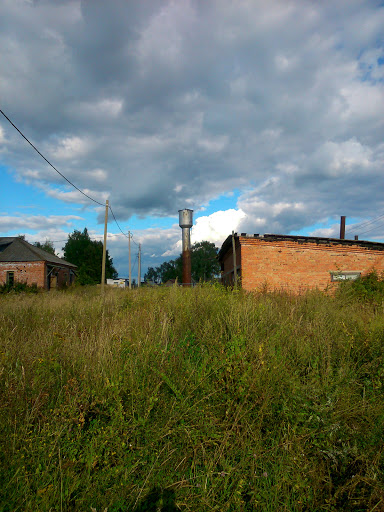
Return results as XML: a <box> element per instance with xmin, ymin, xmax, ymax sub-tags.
<box><xmin>0</xmin><ymin>281</ymin><xmax>39</xmax><ymax>294</ymax></box>
<box><xmin>338</xmin><ymin>270</ymin><xmax>384</xmax><ymax>304</ymax></box>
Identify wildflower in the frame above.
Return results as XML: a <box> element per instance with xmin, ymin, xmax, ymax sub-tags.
<box><xmin>263</xmin><ymin>471</ymin><xmax>268</xmax><ymax>478</ymax></box>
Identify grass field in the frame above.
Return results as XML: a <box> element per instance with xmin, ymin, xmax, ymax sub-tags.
<box><xmin>1</xmin><ymin>282</ymin><xmax>384</xmax><ymax>511</ymax></box>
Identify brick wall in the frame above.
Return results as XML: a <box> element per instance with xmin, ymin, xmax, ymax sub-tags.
<box><xmin>0</xmin><ymin>261</ymin><xmax>46</xmax><ymax>288</ymax></box>
<box><xmin>240</xmin><ymin>237</ymin><xmax>384</xmax><ymax>293</ymax></box>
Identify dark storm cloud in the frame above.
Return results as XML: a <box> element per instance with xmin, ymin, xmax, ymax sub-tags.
<box><xmin>1</xmin><ymin>0</ymin><xmax>384</xmax><ymax>237</ymax></box>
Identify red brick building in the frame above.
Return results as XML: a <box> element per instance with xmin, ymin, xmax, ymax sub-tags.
<box><xmin>0</xmin><ymin>237</ymin><xmax>77</xmax><ymax>290</ymax></box>
<box><xmin>218</xmin><ymin>233</ymin><xmax>384</xmax><ymax>293</ymax></box>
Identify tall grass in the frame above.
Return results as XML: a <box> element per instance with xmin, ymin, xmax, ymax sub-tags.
<box><xmin>1</xmin><ymin>284</ymin><xmax>383</xmax><ymax>511</ymax></box>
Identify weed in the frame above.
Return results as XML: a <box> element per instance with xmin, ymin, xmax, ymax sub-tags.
<box><xmin>0</xmin><ymin>286</ymin><xmax>383</xmax><ymax>510</ymax></box>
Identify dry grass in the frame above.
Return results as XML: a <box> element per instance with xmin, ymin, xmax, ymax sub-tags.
<box><xmin>1</xmin><ymin>284</ymin><xmax>384</xmax><ymax>511</ymax></box>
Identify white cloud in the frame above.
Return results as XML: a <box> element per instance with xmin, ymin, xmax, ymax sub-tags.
<box><xmin>0</xmin><ymin>124</ymin><xmax>5</xmax><ymax>144</ymax></box>
<box><xmin>85</xmin><ymin>168</ymin><xmax>108</xmax><ymax>183</ymax></box>
<box><xmin>50</xmin><ymin>136</ymin><xmax>91</xmax><ymax>161</ymax></box>
<box><xmin>192</xmin><ymin>209</ymin><xmax>247</xmax><ymax>245</ymax></box>
<box><xmin>37</xmin><ymin>184</ymin><xmax>108</xmax><ymax>206</ymax></box>
<box><xmin>340</xmin><ymin>83</ymin><xmax>384</xmax><ymax>121</ymax></box>
<box><xmin>69</xmin><ymin>98</ymin><xmax>124</xmax><ymax>120</ymax></box>
<box><xmin>311</xmin><ymin>139</ymin><xmax>374</xmax><ymax>177</ymax></box>
<box><xmin>275</xmin><ymin>54</ymin><xmax>297</xmax><ymax>72</ymax></box>
<box><xmin>136</xmin><ymin>0</ymin><xmax>196</xmax><ymax>74</ymax></box>
<box><xmin>328</xmin><ymin>139</ymin><xmax>372</xmax><ymax>173</ymax></box>
<box><xmin>198</xmin><ymin>135</ymin><xmax>228</xmax><ymax>153</ymax></box>
<box><xmin>0</xmin><ymin>214</ymin><xmax>82</xmax><ymax>232</ymax></box>
<box><xmin>309</xmin><ymin>225</ymin><xmax>339</xmax><ymax>239</ymax></box>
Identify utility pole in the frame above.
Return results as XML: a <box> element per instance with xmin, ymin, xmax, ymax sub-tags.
<box><xmin>101</xmin><ymin>199</ymin><xmax>109</xmax><ymax>294</ymax></box>
<box><xmin>138</xmin><ymin>243</ymin><xmax>141</xmax><ymax>288</ymax></box>
<box><xmin>128</xmin><ymin>231</ymin><xmax>132</xmax><ymax>289</ymax></box>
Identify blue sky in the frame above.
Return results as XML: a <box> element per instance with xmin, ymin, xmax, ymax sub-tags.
<box><xmin>1</xmin><ymin>0</ymin><xmax>384</xmax><ymax>278</ymax></box>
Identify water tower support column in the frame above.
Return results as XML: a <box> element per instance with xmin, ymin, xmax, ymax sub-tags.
<box><xmin>179</xmin><ymin>209</ymin><xmax>193</xmax><ymax>287</ymax></box>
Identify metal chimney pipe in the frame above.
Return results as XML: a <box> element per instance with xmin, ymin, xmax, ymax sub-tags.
<box><xmin>179</xmin><ymin>209</ymin><xmax>193</xmax><ymax>287</ymax></box>
<box><xmin>340</xmin><ymin>216</ymin><xmax>346</xmax><ymax>239</ymax></box>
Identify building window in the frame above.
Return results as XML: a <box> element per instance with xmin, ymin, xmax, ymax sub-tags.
<box><xmin>330</xmin><ymin>271</ymin><xmax>361</xmax><ymax>282</ymax></box>
<box><xmin>6</xmin><ymin>271</ymin><xmax>15</xmax><ymax>286</ymax></box>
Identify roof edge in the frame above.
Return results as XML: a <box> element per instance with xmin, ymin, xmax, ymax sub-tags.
<box><xmin>218</xmin><ymin>232</ymin><xmax>384</xmax><ymax>260</ymax></box>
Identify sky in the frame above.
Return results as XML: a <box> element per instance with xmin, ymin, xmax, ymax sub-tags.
<box><xmin>1</xmin><ymin>0</ymin><xmax>384</xmax><ymax>279</ymax></box>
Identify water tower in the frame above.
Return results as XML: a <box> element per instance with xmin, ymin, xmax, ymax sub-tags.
<box><xmin>179</xmin><ymin>209</ymin><xmax>193</xmax><ymax>286</ymax></box>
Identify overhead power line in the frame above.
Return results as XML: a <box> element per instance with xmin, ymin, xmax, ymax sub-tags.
<box><xmin>0</xmin><ymin>109</ymin><xmax>105</xmax><ymax>206</ymax></box>
<box><xmin>356</xmin><ymin>222</ymin><xmax>384</xmax><ymax>237</ymax></box>
<box><xmin>108</xmin><ymin>204</ymin><xmax>129</xmax><ymax>239</ymax></box>
<box><xmin>1</xmin><ymin>108</ymin><xmax>137</xmax><ymax>242</ymax></box>
<box><xmin>346</xmin><ymin>214</ymin><xmax>384</xmax><ymax>236</ymax></box>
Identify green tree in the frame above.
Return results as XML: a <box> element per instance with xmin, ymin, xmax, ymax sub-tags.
<box><xmin>146</xmin><ymin>241</ymin><xmax>220</xmax><ymax>284</ymax></box>
<box><xmin>158</xmin><ymin>259</ymin><xmax>182</xmax><ymax>283</ymax></box>
<box><xmin>63</xmin><ymin>228</ymin><xmax>118</xmax><ymax>285</ymax></box>
<box><xmin>34</xmin><ymin>240</ymin><xmax>56</xmax><ymax>255</ymax></box>
<box><xmin>144</xmin><ymin>266</ymin><xmax>160</xmax><ymax>283</ymax></box>
<box><xmin>190</xmin><ymin>241</ymin><xmax>220</xmax><ymax>281</ymax></box>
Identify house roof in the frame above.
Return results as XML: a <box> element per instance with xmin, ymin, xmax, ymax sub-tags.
<box><xmin>218</xmin><ymin>233</ymin><xmax>384</xmax><ymax>261</ymax></box>
<box><xmin>0</xmin><ymin>237</ymin><xmax>77</xmax><ymax>268</ymax></box>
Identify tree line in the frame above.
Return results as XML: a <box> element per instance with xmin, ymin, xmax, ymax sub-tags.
<box><xmin>19</xmin><ymin>232</ymin><xmax>220</xmax><ymax>285</ymax></box>
<box><xmin>144</xmin><ymin>241</ymin><xmax>221</xmax><ymax>284</ymax></box>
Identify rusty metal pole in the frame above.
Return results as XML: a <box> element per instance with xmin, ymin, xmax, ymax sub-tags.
<box><xmin>340</xmin><ymin>216</ymin><xmax>346</xmax><ymax>239</ymax></box>
<box><xmin>182</xmin><ymin>230</ymin><xmax>191</xmax><ymax>286</ymax></box>
<box><xmin>179</xmin><ymin>209</ymin><xmax>193</xmax><ymax>287</ymax></box>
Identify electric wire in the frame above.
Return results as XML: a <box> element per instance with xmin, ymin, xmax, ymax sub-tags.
<box><xmin>351</xmin><ymin>214</ymin><xmax>384</xmax><ymax>230</ymax></box>
<box><xmin>355</xmin><ymin>222</ymin><xmax>384</xmax><ymax>237</ymax></box>
<box><xmin>1</xmin><ymin>108</ymin><xmax>139</xmax><ymax>248</ymax></box>
<box><xmin>0</xmin><ymin>109</ymin><xmax>105</xmax><ymax>207</ymax></box>
<box><xmin>346</xmin><ymin>214</ymin><xmax>384</xmax><ymax>236</ymax></box>
<box><xmin>108</xmin><ymin>205</ymin><xmax>129</xmax><ymax>239</ymax></box>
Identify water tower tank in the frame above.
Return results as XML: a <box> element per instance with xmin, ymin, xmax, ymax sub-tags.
<box><xmin>179</xmin><ymin>209</ymin><xmax>193</xmax><ymax>228</ymax></box>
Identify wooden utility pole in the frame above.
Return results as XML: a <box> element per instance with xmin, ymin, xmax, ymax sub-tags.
<box><xmin>128</xmin><ymin>231</ymin><xmax>132</xmax><ymax>289</ymax></box>
<box><xmin>138</xmin><ymin>243</ymin><xmax>141</xmax><ymax>288</ymax></box>
<box><xmin>232</xmin><ymin>231</ymin><xmax>237</xmax><ymax>289</ymax></box>
<box><xmin>101</xmin><ymin>199</ymin><xmax>109</xmax><ymax>294</ymax></box>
